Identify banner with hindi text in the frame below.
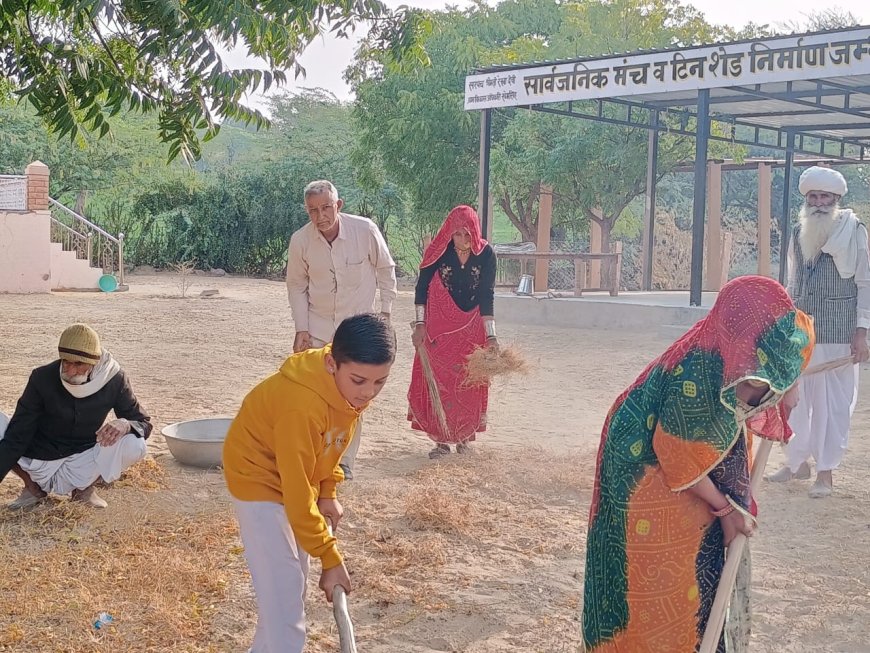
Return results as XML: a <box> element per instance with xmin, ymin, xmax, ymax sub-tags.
<box><xmin>463</xmin><ymin>28</ymin><xmax>870</xmax><ymax>110</ymax></box>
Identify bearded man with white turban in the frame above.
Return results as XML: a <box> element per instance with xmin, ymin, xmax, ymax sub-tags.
<box><xmin>767</xmin><ymin>166</ymin><xmax>870</xmax><ymax>498</ymax></box>
<box><xmin>0</xmin><ymin>324</ymin><xmax>151</xmax><ymax>509</ymax></box>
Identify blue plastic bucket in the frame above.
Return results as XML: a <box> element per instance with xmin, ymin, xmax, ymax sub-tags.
<box><xmin>98</xmin><ymin>274</ymin><xmax>118</xmax><ymax>293</ymax></box>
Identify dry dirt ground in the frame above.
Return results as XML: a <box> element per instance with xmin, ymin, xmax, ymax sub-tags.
<box><xmin>0</xmin><ymin>273</ymin><xmax>868</xmax><ymax>652</ymax></box>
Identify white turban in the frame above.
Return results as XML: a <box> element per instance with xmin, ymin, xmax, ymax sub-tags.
<box><xmin>798</xmin><ymin>166</ymin><xmax>847</xmax><ymax>197</ymax></box>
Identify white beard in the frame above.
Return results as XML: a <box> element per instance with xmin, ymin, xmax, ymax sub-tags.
<box><xmin>798</xmin><ymin>203</ymin><xmax>839</xmax><ymax>261</ymax></box>
<box><xmin>61</xmin><ymin>372</ymin><xmax>89</xmax><ymax>385</ymax></box>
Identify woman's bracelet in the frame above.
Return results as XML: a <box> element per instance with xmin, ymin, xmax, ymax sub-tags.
<box><xmin>415</xmin><ymin>305</ymin><xmax>425</xmax><ymax>324</ymax></box>
<box><xmin>711</xmin><ymin>503</ymin><xmax>735</xmax><ymax>518</ymax></box>
<box><xmin>484</xmin><ymin>320</ymin><xmax>497</xmax><ymax>339</ymax></box>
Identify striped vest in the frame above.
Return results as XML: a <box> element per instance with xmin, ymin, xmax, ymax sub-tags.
<box><xmin>791</xmin><ymin>223</ymin><xmax>858</xmax><ymax>344</ymax></box>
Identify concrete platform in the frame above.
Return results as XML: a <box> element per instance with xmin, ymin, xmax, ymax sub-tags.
<box><xmin>496</xmin><ymin>291</ymin><xmax>718</xmax><ymax>333</ymax></box>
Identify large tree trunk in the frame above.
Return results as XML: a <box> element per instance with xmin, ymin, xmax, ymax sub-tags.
<box><xmin>74</xmin><ymin>190</ymin><xmax>88</xmax><ymax>215</ymax></box>
<box><xmin>499</xmin><ymin>184</ymin><xmax>539</xmax><ymax>244</ymax></box>
<box><xmin>586</xmin><ymin>209</ymin><xmax>616</xmax><ymax>288</ymax></box>
<box><xmin>599</xmin><ymin>218</ymin><xmax>615</xmax><ymax>288</ymax></box>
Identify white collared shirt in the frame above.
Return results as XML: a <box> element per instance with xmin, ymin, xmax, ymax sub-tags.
<box><xmin>286</xmin><ymin>213</ymin><xmax>397</xmax><ymax>342</ymax></box>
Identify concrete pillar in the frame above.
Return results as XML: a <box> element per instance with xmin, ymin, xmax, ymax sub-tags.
<box><xmin>25</xmin><ymin>161</ymin><xmax>50</xmax><ymax>211</ymax></box>
<box><xmin>589</xmin><ymin>210</ymin><xmax>603</xmax><ymax>289</ymax></box>
<box><xmin>534</xmin><ymin>185</ymin><xmax>553</xmax><ymax>292</ymax></box>
<box><xmin>757</xmin><ymin>162</ymin><xmax>772</xmax><ymax>277</ymax></box>
<box><xmin>485</xmin><ymin>192</ymin><xmax>494</xmax><ymax>242</ymax></box>
<box><xmin>704</xmin><ymin>161</ymin><xmax>722</xmax><ymax>291</ymax></box>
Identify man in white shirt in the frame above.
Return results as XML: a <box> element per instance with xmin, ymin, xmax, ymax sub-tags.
<box><xmin>766</xmin><ymin>166</ymin><xmax>870</xmax><ymax>498</ymax></box>
<box><xmin>286</xmin><ymin>180</ymin><xmax>397</xmax><ymax>479</ymax></box>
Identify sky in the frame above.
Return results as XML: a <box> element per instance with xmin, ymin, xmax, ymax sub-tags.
<box><xmin>221</xmin><ymin>0</ymin><xmax>870</xmax><ymax>112</ymax></box>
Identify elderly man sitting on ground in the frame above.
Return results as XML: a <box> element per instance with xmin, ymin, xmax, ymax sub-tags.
<box><xmin>0</xmin><ymin>324</ymin><xmax>152</xmax><ymax>509</ymax></box>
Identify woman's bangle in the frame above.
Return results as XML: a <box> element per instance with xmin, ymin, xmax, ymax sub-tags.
<box><xmin>711</xmin><ymin>503</ymin><xmax>735</xmax><ymax>518</ymax></box>
<box><xmin>484</xmin><ymin>320</ymin><xmax>497</xmax><ymax>339</ymax></box>
<box><xmin>415</xmin><ymin>305</ymin><xmax>425</xmax><ymax>323</ymax></box>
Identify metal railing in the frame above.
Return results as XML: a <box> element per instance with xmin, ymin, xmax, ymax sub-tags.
<box><xmin>0</xmin><ymin>175</ymin><xmax>27</xmax><ymax>210</ymax></box>
<box><xmin>48</xmin><ymin>198</ymin><xmax>125</xmax><ymax>285</ymax></box>
<box><xmin>496</xmin><ymin>244</ymin><xmax>624</xmax><ymax>296</ymax></box>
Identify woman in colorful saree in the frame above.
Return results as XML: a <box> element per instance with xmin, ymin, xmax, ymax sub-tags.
<box><xmin>408</xmin><ymin>205</ymin><xmax>498</xmax><ymax>459</ymax></box>
<box><xmin>582</xmin><ymin>275</ymin><xmax>814</xmax><ymax>653</ymax></box>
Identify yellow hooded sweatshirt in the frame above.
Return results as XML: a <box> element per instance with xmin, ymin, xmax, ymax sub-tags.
<box><xmin>223</xmin><ymin>346</ymin><xmax>362</xmax><ymax>570</ymax></box>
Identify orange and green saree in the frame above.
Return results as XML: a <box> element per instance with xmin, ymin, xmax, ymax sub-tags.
<box><xmin>582</xmin><ymin>276</ymin><xmax>814</xmax><ymax>652</ymax></box>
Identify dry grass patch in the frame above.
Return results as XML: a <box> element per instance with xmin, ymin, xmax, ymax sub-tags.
<box><xmin>0</xmin><ymin>446</ymin><xmax>592</xmax><ymax>652</ymax></box>
<box><xmin>0</xmin><ymin>503</ymin><xmax>241</xmax><ymax>652</ymax></box>
<box><xmin>404</xmin><ymin>482</ymin><xmax>476</xmax><ymax>536</ymax></box>
<box><xmin>110</xmin><ymin>457</ymin><xmax>169</xmax><ymax>491</ymax></box>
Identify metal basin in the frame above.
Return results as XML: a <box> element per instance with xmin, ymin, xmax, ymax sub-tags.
<box><xmin>161</xmin><ymin>418</ymin><xmax>232</xmax><ymax>468</ymax></box>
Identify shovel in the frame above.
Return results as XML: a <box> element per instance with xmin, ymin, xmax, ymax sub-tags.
<box><xmin>332</xmin><ymin>584</ymin><xmax>357</xmax><ymax>653</ymax></box>
<box><xmin>327</xmin><ymin>523</ymin><xmax>358</xmax><ymax>653</ymax></box>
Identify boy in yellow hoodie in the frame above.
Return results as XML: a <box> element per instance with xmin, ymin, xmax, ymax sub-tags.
<box><xmin>223</xmin><ymin>313</ymin><xmax>396</xmax><ymax>652</ymax></box>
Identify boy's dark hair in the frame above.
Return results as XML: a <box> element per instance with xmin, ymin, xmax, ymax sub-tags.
<box><xmin>332</xmin><ymin>313</ymin><xmax>397</xmax><ymax>366</ymax></box>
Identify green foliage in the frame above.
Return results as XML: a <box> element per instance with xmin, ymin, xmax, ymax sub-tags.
<box><xmin>81</xmin><ymin>88</ymin><xmax>415</xmax><ymax>275</ymax></box>
<box><xmin>105</xmin><ymin>165</ymin><xmax>307</xmax><ymax>274</ymax></box>
<box><xmin>0</xmin><ymin>100</ymin><xmax>179</xmax><ymax>218</ymax></box>
<box><xmin>0</xmin><ymin>0</ymin><xmax>426</xmax><ymax>162</ymax></box>
<box><xmin>351</xmin><ymin>0</ymin><xmax>749</xmax><ymax>248</ymax></box>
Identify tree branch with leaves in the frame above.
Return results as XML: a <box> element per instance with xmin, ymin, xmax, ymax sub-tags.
<box><xmin>0</xmin><ymin>0</ymin><xmax>428</xmax><ymax>162</ymax></box>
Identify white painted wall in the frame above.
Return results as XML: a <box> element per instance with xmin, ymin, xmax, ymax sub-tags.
<box><xmin>0</xmin><ymin>210</ymin><xmax>51</xmax><ymax>293</ymax></box>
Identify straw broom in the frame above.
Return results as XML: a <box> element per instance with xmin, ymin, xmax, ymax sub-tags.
<box><xmin>410</xmin><ymin>322</ymin><xmax>451</xmax><ymax>439</ymax></box>
<box><xmin>700</xmin><ymin>355</ymin><xmax>856</xmax><ymax>652</ymax></box>
<box><xmin>463</xmin><ymin>344</ymin><xmax>530</xmax><ymax>387</ymax></box>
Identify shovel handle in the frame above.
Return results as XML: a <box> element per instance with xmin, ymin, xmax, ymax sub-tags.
<box><xmin>332</xmin><ymin>585</ymin><xmax>358</xmax><ymax>653</ymax></box>
<box><xmin>326</xmin><ymin>523</ymin><xmax>358</xmax><ymax>652</ymax></box>
<box><xmin>698</xmin><ymin>439</ymin><xmax>773</xmax><ymax>653</ymax></box>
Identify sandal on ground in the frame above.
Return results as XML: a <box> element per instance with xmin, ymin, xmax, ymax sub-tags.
<box><xmin>429</xmin><ymin>444</ymin><xmax>451</xmax><ymax>459</ymax></box>
<box><xmin>7</xmin><ymin>488</ymin><xmax>47</xmax><ymax>510</ymax></box>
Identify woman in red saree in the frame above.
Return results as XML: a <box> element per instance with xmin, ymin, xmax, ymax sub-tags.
<box><xmin>408</xmin><ymin>205</ymin><xmax>498</xmax><ymax>459</ymax></box>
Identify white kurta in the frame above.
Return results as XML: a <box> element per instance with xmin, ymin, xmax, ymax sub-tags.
<box><xmin>787</xmin><ymin>344</ymin><xmax>859</xmax><ymax>472</ymax></box>
<box><xmin>233</xmin><ymin>499</ymin><xmax>310</xmax><ymax>653</ymax></box>
<box><xmin>0</xmin><ymin>413</ymin><xmax>146</xmax><ymax>495</ymax></box>
<box><xmin>286</xmin><ymin>213</ymin><xmax>397</xmax><ymax>344</ymax></box>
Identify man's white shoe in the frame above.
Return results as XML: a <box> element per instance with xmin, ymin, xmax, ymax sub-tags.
<box><xmin>766</xmin><ymin>462</ymin><xmax>811</xmax><ymax>483</ymax></box>
<box><xmin>7</xmin><ymin>488</ymin><xmax>47</xmax><ymax>510</ymax></box>
<box><xmin>808</xmin><ymin>475</ymin><xmax>833</xmax><ymax>499</ymax></box>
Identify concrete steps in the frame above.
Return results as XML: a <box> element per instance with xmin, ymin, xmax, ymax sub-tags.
<box><xmin>49</xmin><ymin>242</ymin><xmax>103</xmax><ymax>291</ymax></box>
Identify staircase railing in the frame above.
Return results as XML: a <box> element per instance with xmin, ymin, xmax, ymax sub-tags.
<box><xmin>48</xmin><ymin>198</ymin><xmax>125</xmax><ymax>285</ymax></box>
